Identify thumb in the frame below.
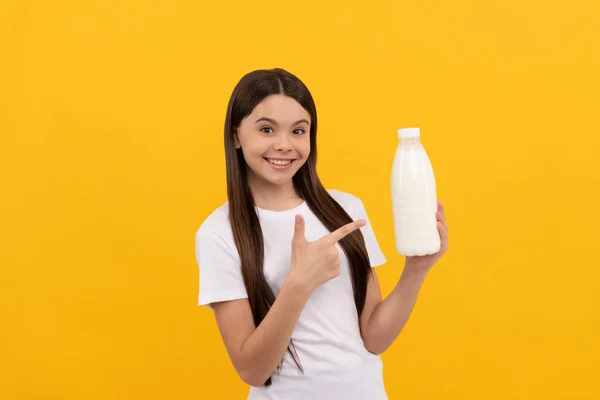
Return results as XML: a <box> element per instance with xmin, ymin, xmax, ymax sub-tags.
<box><xmin>292</xmin><ymin>214</ymin><xmax>306</xmax><ymax>246</ymax></box>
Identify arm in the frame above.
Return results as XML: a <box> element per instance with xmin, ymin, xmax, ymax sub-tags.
<box><xmin>211</xmin><ymin>215</ymin><xmax>365</xmax><ymax>387</ymax></box>
<box><xmin>360</xmin><ymin>200</ymin><xmax>448</xmax><ymax>354</ymax></box>
<box><xmin>359</xmin><ymin>266</ymin><xmax>429</xmax><ymax>355</ymax></box>
<box><xmin>212</xmin><ymin>279</ymin><xmax>309</xmax><ymax>387</ymax></box>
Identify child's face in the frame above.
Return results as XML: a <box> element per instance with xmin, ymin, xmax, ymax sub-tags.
<box><xmin>235</xmin><ymin>94</ymin><xmax>311</xmax><ymax>189</ymax></box>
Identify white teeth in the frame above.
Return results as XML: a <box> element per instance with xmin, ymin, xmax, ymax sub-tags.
<box><xmin>267</xmin><ymin>159</ymin><xmax>292</xmax><ymax>166</ymax></box>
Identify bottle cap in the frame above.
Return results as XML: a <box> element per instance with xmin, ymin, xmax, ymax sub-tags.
<box><xmin>397</xmin><ymin>127</ymin><xmax>420</xmax><ymax>139</ymax></box>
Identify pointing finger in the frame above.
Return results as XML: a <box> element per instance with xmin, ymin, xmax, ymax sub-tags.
<box><xmin>323</xmin><ymin>220</ymin><xmax>366</xmax><ymax>244</ymax></box>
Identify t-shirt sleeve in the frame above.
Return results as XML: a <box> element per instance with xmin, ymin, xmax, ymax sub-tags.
<box><xmin>195</xmin><ymin>228</ymin><xmax>248</xmax><ymax>307</ymax></box>
<box><xmin>354</xmin><ymin>198</ymin><xmax>387</xmax><ymax>268</ymax></box>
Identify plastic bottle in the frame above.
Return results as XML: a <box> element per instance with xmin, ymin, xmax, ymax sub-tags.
<box><xmin>391</xmin><ymin>127</ymin><xmax>441</xmax><ymax>256</ymax></box>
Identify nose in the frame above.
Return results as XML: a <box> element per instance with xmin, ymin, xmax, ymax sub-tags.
<box><xmin>273</xmin><ymin>132</ymin><xmax>292</xmax><ymax>152</ymax></box>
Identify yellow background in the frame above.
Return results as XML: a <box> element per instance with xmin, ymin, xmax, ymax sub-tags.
<box><xmin>2</xmin><ymin>0</ymin><xmax>599</xmax><ymax>398</ymax></box>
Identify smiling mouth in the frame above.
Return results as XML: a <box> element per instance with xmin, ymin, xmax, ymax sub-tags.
<box><xmin>264</xmin><ymin>158</ymin><xmax>296</xmax><ymax>166</ymax></box>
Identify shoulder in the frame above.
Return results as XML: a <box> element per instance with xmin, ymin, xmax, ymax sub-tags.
<box><xmin>195</xmin><ymin>201</ymin><xmax>234</xmax><ymax>245</ymax></box>
<box><xmin>326</xmin><ymin>189</ymin><xmax>366</xmax><ymax>219</ymax></box>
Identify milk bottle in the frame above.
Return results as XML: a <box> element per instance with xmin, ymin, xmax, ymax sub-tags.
<box><xmin>391</xmin><ymin>127</ymin><xmax>441</xmax><ymax>256</ymax></box>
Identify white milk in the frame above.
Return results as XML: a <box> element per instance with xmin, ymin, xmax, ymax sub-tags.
<box><xmin>391</xmin><ymin>127</ymin><xmax>441</xmax><ymax>256</ymax></box>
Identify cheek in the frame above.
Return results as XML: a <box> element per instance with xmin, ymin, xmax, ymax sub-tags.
<box><xmin>297</xmin><ymin>138</ymin><xmax>311</xmax><ymax>158</ymax></box>
<box><xmin>240</xmin><ymin>142</ymin><xmax>268</xmax><ymax>167</ymax></box>
<box><xmin>239</xmin><ymin>138</ymin><xmax>262</xmax><ymax>156</ymax></box>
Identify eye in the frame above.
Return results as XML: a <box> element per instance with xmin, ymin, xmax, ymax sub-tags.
<box><xmin>293</xmin><ymin>128</ymin><xmax>306</xmax><ymax>135</ymax></box>
<box><xmin>260</xmin><ymin>126</ymin><xmax>274</xmax><ymax>134</ymax></box>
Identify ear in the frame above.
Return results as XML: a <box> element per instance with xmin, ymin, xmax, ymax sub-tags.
<box><xmin>233</xmin><ymin>129</ymin><xmax>241</xmax><ymax>149</ymax></box>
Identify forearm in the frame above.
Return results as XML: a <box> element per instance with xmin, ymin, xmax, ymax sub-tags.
<box><xmin>239</xmin><ymin>280</ymin><xmax>309</xmax><ymax>386</ymax></box>
<box><xmin>363</xmin><ymin>266</ymin><xmax>429</xmax><ymax>354</ymax></box>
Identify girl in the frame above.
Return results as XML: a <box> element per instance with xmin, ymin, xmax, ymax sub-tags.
<box><xmin>195</xmin><ymin>68</ymin><xmax>448</xmax><ymax>399</ymax></box>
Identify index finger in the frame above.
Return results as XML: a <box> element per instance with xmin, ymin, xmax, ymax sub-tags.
<box><xmin>322</xmin><ymin>220</ymin><xmax>366</xmax><ymax>244</ymax></box>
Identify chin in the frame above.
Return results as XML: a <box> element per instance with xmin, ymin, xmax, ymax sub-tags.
<box><xmin>262</xmin><ymin>175</ymin><xmax>296</xmax><ymax>187</ymax></box>
<box><xmin>255</xmin><ymin>171</ymin><xmax>298</xmax><ymax>188</ymax></box>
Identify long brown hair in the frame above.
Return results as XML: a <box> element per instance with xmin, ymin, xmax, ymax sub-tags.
<box><xmin>224</xmin><ymin>68</ymin><xmax>373</xmax><ymax>386</ymax></box>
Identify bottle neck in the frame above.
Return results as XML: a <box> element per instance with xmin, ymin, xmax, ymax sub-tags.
<box><xmin>399</xmin><ymin>136</ymin><xmax>421</xmax><ymax>144</ymax></box>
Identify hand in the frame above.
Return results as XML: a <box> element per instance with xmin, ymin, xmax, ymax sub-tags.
<box><xmin>287</xmin><ymin>214</ymin><xmax>366</xmax><ymax>293</ymax></box>
<box><xmin>405</xmin><ymin>200</ymin><xmax>449</xmax><ymax>273</ymax></box>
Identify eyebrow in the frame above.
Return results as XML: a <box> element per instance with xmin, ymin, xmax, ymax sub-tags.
<box><xmin>255</xmin><ymin>117</ymin><xmax>309</xmax><ymax>126</ymax></box>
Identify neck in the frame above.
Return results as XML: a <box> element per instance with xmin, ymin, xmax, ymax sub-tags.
<box><xmin>248</xmin><ymin>176</ymin><xmax>303</xmax><ymax>212</ymax></box>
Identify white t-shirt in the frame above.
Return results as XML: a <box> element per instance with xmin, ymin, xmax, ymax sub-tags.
<box><xmin>196</xmin><ymin>190</ymin><xmax>388</xmax><ymax>400</ymax></box>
